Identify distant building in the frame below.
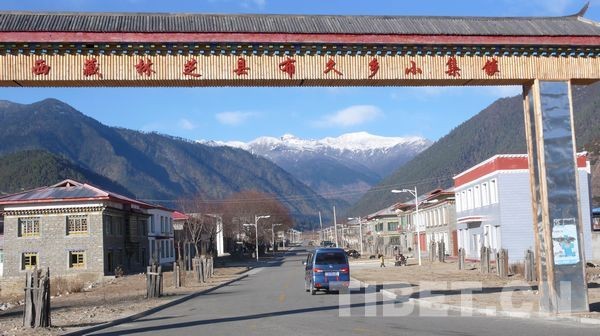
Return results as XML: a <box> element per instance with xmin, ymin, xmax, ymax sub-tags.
<box><xmin>0</xmin><ymin>179</ymin><xmax>156</xmax><ymax>279</ymax></box>
<box><xmin>420</xmin><ymin>189</ymin><xmax>457</xmax><ymax>256</ymax></box>
<box><xmin>366</xmin><ymin>205</ymin><xmax>401</xmax><ymax>254</ymax></box>
<box><xmin>393</xmin><ymin>188</ymin><xmax>456</xmax><ymax>256</ymax></box>
<box><xmin>454</xmin><ymin>154</ymin><xmax>592</xmax><ymax>262</ymax></box>
<box><xmin>147</xmin><ymin>208</ymin><xmax>175</xmax><ymax>267</ymax></box>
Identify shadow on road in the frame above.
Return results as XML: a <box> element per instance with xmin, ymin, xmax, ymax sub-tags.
<box><xmin>90</xmin><ymin>297</ymin><xmax>403</xmax><ymax>335</ymax></box>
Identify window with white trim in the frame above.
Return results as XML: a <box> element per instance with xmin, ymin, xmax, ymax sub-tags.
<box><xmin>474</xmin><ymin>185</ymin><xmax>481</xmax><ymax>208</ymax></box>
<box><xmin>482</xmin><ymin>183</ymin><xmax>489</xmax><ymax>206</ymax></box>
<box><xmin>467</xmin><ymin>188</ymin><xmax>473</xmax><ymax>210</ymax></box>
<box><xmin>490</xmin><ymin>179</ymin><xmax>498</xmax><ymax>204</ymax></box>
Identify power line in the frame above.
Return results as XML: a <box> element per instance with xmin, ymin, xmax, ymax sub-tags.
<box><xmin>139</xmin><ymin>175</ymin><xmax>454</xmax><ymax>205</ymax></box>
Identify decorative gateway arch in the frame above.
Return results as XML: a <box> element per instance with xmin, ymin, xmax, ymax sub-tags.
<box><xmin>0</xmin><ymin>4</ymin><xmax>598</xmax><ymax>313</ymax></box>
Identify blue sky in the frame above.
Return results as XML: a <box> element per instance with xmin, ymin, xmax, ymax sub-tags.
<box><xmin>0</xmin><ymin>0</ymin><xmax>598</xmax><ymax>142</ymax></box>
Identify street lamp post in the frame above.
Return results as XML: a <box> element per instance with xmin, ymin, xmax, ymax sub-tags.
<box><xmin>271</xmin><ymin>223</ymin><xmax>281</xmax><ymax>253</ymax></box>
<box><xmin>392</xmin><ymin>187</ymin><xmax>421</xmax><ymax>266</ymax></box>
<box><xmin>243</xmin><ymin>215</ymin><xmax>270</xmax><ymax>262</ymax></box>
<box><xmin>348</xmin><ymin>217</ymin><xmax>364</xmax><ymax>255</ymax></box>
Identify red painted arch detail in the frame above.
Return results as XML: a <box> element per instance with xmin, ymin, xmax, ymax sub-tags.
<box><xmin>0</xmin><ymin>32</ymin><xmax>599</xmax><ymax>46</ymax></box>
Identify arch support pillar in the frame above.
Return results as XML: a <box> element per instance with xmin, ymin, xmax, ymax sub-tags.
<box><xmin>522</xmin><ymin>80</ymin><xmax>589</xmax><ymax>313</ymax></box>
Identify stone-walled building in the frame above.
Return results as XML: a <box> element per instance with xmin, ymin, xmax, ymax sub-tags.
<box><xmin>0</xmin><ymin>179</ymin><xmax>154</xmax><ymax>279</ymax></box>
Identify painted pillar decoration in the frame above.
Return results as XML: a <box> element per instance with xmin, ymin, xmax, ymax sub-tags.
<box><xmin>523</xmin><ymin>80</ymin><xmax>589</xmax><ymax>313</ymax></box>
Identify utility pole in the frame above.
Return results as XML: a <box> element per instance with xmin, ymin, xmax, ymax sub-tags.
<box><xmin>318</xmin><ymin>211</ymin><xmax>323</xmax><ymax>242</ymax></box>
<box><xmin>333</xmin><ymin>205</ymin><xmax>338</xmax><ymax>248</ymax></box>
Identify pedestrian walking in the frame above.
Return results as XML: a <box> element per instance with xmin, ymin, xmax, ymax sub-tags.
<box><xmin>379</xmin><ymin>254</ymin><xmax>386</xmax><ymax>268</ymax></box>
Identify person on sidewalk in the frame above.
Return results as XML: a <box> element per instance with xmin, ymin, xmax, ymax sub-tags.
<box><xmin>379</xmin><ymin>254</ymin><xmax>386</xmax><ymax>268</ymax></box>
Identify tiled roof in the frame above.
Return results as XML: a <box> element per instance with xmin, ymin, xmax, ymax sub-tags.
<box><xmin>0</xmin><ymin>9</ymin><xmax>598</xmax><ymax>36</ymax></box>
<box><xmin>0</xmin><ymin>179</ymin><xmax>153</xmax><ymax>208</ymax></box>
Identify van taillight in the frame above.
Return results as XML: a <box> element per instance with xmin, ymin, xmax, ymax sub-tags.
<box><xmin>313</xmin><ymin>268</ymin><xmax>324</xmax><ymax>273</ymax></box>
<box><xmin>340</xmin><ymin>267</ymin><xmax>349</xmax><ymax>273</ymax></box>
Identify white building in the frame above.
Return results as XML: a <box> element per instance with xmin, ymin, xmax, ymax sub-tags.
<box><xmin>454</xmin><ymin>154</ymin><xmax>592</xmax><ymax>262</ymax></box>
<box><xmin>147</xmin><ymin>208</ymin><xmax>175</xmax><ymax>266</ymax></box>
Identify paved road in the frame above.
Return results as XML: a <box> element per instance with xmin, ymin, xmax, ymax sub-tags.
<box><xmin>88</xmin><ymin>247</ymin><xmax>597</xmax><ymax>336</ymax></box>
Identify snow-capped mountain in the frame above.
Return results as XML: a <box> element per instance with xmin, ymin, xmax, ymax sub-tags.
<box><xmin>201</xmin><ymin>132</ymin><xmax>431</xmax><ymax>203</ymax></box>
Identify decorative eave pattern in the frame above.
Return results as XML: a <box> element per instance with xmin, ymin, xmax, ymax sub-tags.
<box><xmin>3</xmin><ymin>206</ymin><xmax>105</xmax><ymax>216</ymax></box>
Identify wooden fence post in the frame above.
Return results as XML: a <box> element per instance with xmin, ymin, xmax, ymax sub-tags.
<box><xmin>23</xmin><ymin>268</ymin><xmax>51</xmax><ymax>328</ymax></box>
<box><xmin>173</xmin><ymin>262</ymin><xmax>180</xmax><ymax>288</ymax></box>
<box><xmin>524</xmin><ymin>249</ymin><xmax>536</xmax><ymax>282</ymax></box>
<box><xmin>458</xmin><ymin>248</ymin><xmax>465</xmax><ymax>270</ymax></box>
<box><xmin>438</xmin><ymin>241</ymin><xmax>446</xmax><ymax>263</ymax></box>
<box><xmin>497</xmin><ymin>249</ymin><xmax>509</xmax><ymax>278</ymax></box>
<box><xmin>480</xmin><ymin>246</ymin><xmax>491</xmax><ymax>274</ymax></box>
<box><xmin>146</xmin><ymin>264</ymin><xmax>163</xmax><ymax>298</ymax></box>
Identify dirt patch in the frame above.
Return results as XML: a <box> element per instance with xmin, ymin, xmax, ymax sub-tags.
<box><xmin>0</xmin><ymin>266</ymin><xmax>248</xmax><ymax>336</ymax></box>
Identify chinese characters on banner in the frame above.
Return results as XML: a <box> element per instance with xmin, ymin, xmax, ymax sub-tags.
<box><xmin>28</xmin><ymin>55</ymin><xmax>502</xmax><ymax>80</ymax></box>
<box><xmin>234</xmin><ymin>57</ymin><xmax>250</xmax><ymax>76</ymax></box>
<box><xmin>445</xmin><ymin>56</ymin><xmax>461</xmax><ymax>77</ymax></box>
<box><xmin>32</xmin><ymin>59</ymin><xmax>51</xmax><ymax>75</ymax></box>
<box><xmin>279</xmin><ymin>57</ymin><xmax>296</xmax><ymax>78</ymax></box>
<box><xmin>368</xmin><ymin>58</ymin><xmax>379</xmax><ymax>78</ymax></box>
<box><xmin>482</xmin><ymin>58</ymin><xmax>500</xmax><ymax>76</ymax></box>
<box><xmin>135</xmin><ymin>58</ymin><xmax>155</xmax><ymax>77</ymax></box>
<box><xmin>183</xmin><ymin>59</ymin><xmax>202</xmax><ymax>77</ymax></box>
<box><xmin>324</xmin><ymin>58</ymin><xmax>343</xmax><ymax>76</ymax></box>
<box><xmin>83</xmin><ymin>58</ymin><xmax>103</xmax><ymax>78</ymax></box>
<box><xmin>405</xmin><ymin>61</ymin><xmax>423</xmax><ymax>75</ymax></box>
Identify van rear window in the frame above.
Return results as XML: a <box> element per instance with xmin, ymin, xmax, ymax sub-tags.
<box><xmin>315</xmin><ymin>252</ymin><xmax>347</xmax><ymax>265</ymax></box>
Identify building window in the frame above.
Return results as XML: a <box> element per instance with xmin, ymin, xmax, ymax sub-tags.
<box><xmin>19</xmin><ymin>217</ymin><xmax>40</xmax><ymax>237</ymax></box>
<box><xmin>104</xmin><ymin>215</ymin><xmax>113</xmax><ymax>235</ymax></box>
<box><xmin>389</xmin><ymin>236</ymin><xmax>401</xmax><ymax>245</ymax></box>
<box><xmin>490</xmin><ymin>179</ymin><xmax>498</xmax><ymax>204</ymax></box>
<box><xmin>69</xmin><ymin>251</ymin><xmax>85</xmax><ymax>268</ymax></box>
<box><xmin>387</xmin><ymin>222</ymin><xmax>399</xmax><ymax>231</ymax></box>
<box><xmin>467</xmin><ymin>188</ymin><xmax>473</xmax><ymax>210</ymax></box>
<box><xmin>461</xmin><ymin>191</ymin><xmax>467</xmax><ymax>211</ymax></box>
<box><xmin>22</xmin><ymin>252</ymin><xmax>38</xmax><ymax>270</ymax></box>
<box><xmin>375</xmin><ymin>223</ymin><xmax>383</xmax><ymax>232</ymax></box>
<box><xmin>161</xmin><ymin>216</ymin><xmax>165</xmax><ymax>233</ymax></box>
<box><xmin>482</xmin><ymin>183</ymin><xmax>489</xmax><ymax>206</ymax></box>
<box><xmin>67</xmin><ymin>215</ymin><xmax>88</xmax><ymax>235</ymax></box>
<box><xmin>474</xmin><ymin>185</ymin><xmax>481</xmax><ymax>208</ymax></box>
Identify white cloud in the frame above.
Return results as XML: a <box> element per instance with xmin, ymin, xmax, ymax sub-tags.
<box><xmin>499</xmin><ymin>0</ymin><xmax>591</xmax><ymax>16</ymax></box>
<box><xmin>391</xmin><ymin>85</ymin><xmax>522</xmax><ymax>101</ymax></box>
<box><xmin>178</xmin><ymin>118</ymin><xmax>197</xmax><ymax>130</ymax></box>
<box><xmin>312</xmin><ymin>105</ymin><xmax>382</xmax><ymax>128</ymax></box>
<box><xmin>209</xmin><ymin>0</ymin><xmax>267</xmax><ymax>10</ymax></box>
<box><xmin>216</xmin><ymin>111</ymin><xmax>257</xmax><ymax>126</ymax></box>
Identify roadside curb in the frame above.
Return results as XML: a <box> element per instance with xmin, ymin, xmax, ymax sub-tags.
<box><xmin>62</xmin><ymin>269</ymin><xmax>253</xmax><ymax>336</ymax></box>
<box><xmin>391</xmin><ymin>294</ymin><xmax>600</xmax><ymax>326</ymax></box>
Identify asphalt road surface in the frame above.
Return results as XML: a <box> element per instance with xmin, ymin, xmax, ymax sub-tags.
<box><xmin>87</xmin><ymin>247</ymin><xmax>598</xmax><ymax>336</ymax></box>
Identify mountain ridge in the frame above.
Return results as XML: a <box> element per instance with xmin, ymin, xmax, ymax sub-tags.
<box><xmin>0</xmin><ymin>99</ymin><xmax>333</xmax><ymax>227</ymax></box>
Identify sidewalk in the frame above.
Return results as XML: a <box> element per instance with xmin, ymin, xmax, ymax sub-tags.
<box><xmin>351</xmin><ymin>258</ymin><xmax>600</xmax><ymax>324</ymax></box>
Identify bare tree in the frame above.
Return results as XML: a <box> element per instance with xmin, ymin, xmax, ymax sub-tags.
<box><xmin>178</xmin><ymin>196</ymin><xmax>221</xmax><ymax>256</ymax></box>
<box><xmin>221</xmin><ymin>191</ymin><xmax>294</xmax><ymax>245</ymax></box>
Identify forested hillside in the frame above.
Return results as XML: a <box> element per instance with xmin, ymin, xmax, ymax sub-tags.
<box><xmin>351</xmin><ymin>83</ymin><xmax>600</xmax><ymax>215</ymax></box>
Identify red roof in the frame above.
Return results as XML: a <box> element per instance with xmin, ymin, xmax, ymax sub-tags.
<box><xmin>0</xmin><ymin>179</ymin><xmax>157</xmax><ymax>209</ymax></box>
<box><xmin>454</xmin><ymin>153</ymin><xmax>588</xmax><ymax>187</ymax></box>
<box><xmin>172</xmin><ymin>211</ymin><xmax>189</xmax><ymax>221</ymax></box>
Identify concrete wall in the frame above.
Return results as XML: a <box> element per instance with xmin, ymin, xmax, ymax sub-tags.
<box><xmin>3</xmin><ymin>210</ymin><xmax>105</xmax><ymax>279</ymax></box>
